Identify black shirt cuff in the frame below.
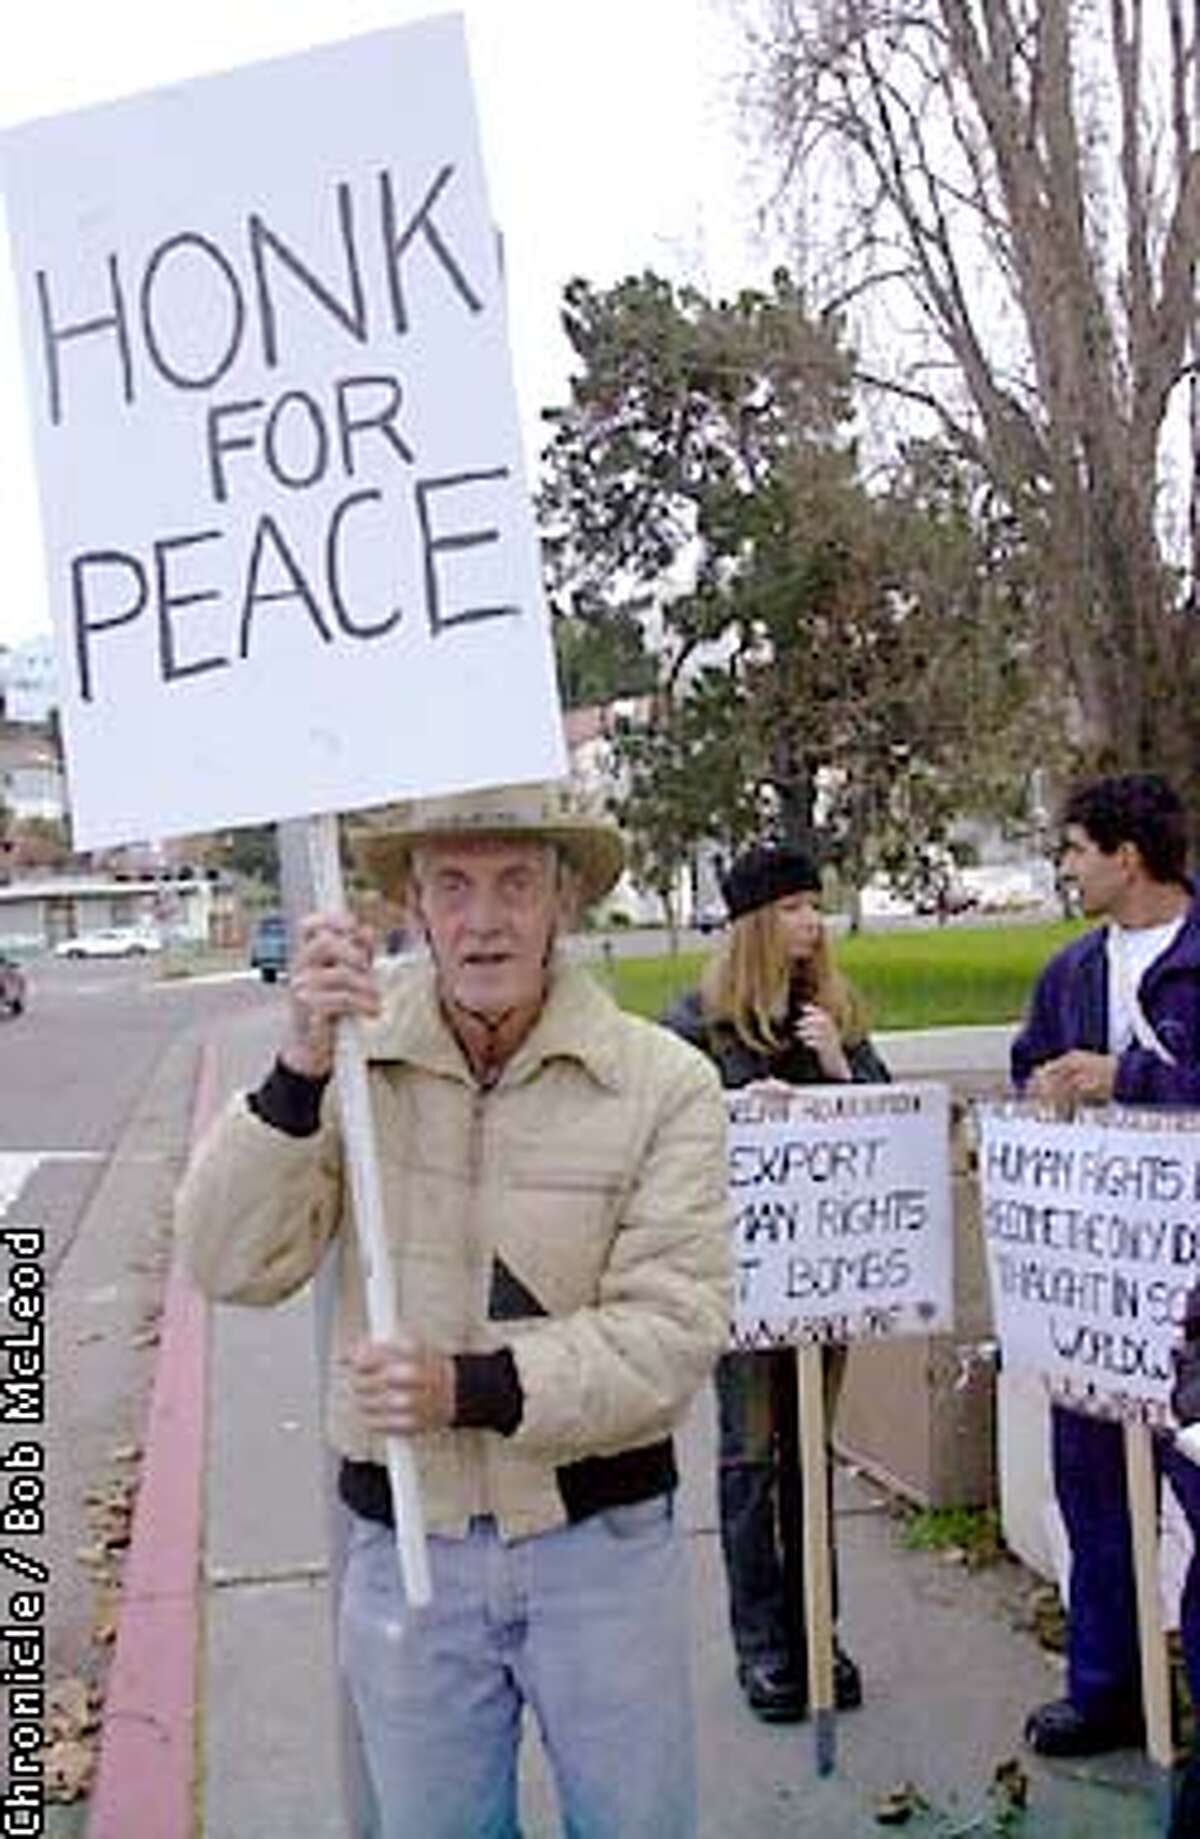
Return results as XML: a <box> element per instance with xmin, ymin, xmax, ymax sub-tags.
<box><xmin>453</xmin><ymin>1349</ymin><xmax>523</xmax><ymax>1436</ymax></box>
<box><xmin>247</xmin><ymin>1057</ymin><xmax>331</xmax><ymax>1137</ymax></box>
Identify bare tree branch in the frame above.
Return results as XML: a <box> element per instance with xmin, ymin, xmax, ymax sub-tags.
<box><xmin>744</xmin><ymin>0</ymin><xmax>1200</xmax><ymax>816</ymax></box>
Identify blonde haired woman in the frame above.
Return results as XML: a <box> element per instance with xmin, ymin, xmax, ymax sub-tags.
<box><xmin>664</xmin><ymin>842</ymin><xmax>888</xmax><ymax>1722</ymax></box>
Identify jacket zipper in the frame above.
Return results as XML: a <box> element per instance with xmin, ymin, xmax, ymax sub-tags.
<box><xmin>466</xmin><ymin>1075</ymin><xmax>493</xmax><ymax>1520</ymax></box>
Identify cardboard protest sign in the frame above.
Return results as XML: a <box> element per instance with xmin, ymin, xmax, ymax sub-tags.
<box><xmin>977</xmin><ymin>1101</ymin><xmax>1200</xmax><ymax>1422</ymax></box>
<box><xmin>726</xmin><ymin>1081</ymin><xmax>953</xmax><ymax>1349</ymax></box>
<box><xmin>1</xmin><ymin>16</ymin><xmax>566</xmax><ymax>848</ymax></box>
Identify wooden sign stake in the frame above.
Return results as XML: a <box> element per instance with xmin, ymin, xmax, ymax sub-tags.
<box><xmin>1124</xmin><ymin>1420</ymin><xmax>1175</xmax><ymax>1830</ymax></box>
<box><xmin>797</xmin><ymin>1345</ymin><xmax>836</xmax><ymax>1775</ymax></box>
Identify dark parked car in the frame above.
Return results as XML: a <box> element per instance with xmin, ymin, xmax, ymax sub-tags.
<box><xmin>249</xmin><ymin>913</ymin><xmax>289</xmax><ymax>983</ymax></box>
<box><xmin>0</xmin><ymin>957</ymin><xmax>26</xmax><ymax>1017</ymax></box>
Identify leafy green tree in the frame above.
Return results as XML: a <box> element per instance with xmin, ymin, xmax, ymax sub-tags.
<box><xmin>541</xmin><ymin>269</ymin><xmax>859</xmax><ymax>845</ymax></box>
<box><xmin>542</xmin><ymin>272</ymin><xmax>1044</xmax><ymax>891</ymax></box>
<box><xmin>543</xmin><ymin>268</ymin><xmax>854</xmax><ymax>620</ymax></box>
<box><xmin>201</xmin><ymin>824</ymin><xmax>279</xmax><ymax>890</ymax></box>
<box><xmin>553</xmin><ymin>604</ymin><xmax>657</xmax><ymax>709</ymax></box>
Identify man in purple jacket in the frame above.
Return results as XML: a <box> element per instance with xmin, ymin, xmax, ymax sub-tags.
<box><xmin>1013</xmin><ymin>773</ymin><xmax>1200</xmax><ymax>1758</ymax></box>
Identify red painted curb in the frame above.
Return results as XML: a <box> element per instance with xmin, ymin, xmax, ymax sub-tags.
<box><xmin>86</xmin><ymin>1037</ymin><xmax>220</xmax><ymax>1839</ymax></box>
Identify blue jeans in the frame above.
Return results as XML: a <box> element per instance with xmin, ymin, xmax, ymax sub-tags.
<box><xmin>338</xmin><ymin>1498</ymin><xmax>696</xmax><ymax>1839</ymax></box>
<box><xmin>715</xmin><ymin>1347</ymin><xmax>845</xmax><ymax>1667</ymax></box>
<box><xmin>1053</xmin><ymin>1405</ymin><xmax>1200</xmax><ymax>1719</ymax></box>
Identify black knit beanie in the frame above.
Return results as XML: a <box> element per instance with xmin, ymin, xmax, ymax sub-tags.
<box><xmin>721</xmin><ymin>844</ymin><xmax>821</xmax><ymax>920</ymax></box>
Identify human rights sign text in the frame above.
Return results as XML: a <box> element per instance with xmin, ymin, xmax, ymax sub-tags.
<box><xmin>726</xmin><ymin>1081</ymin><xmax>952</xmax><ymax>1350</ymax></box>
<box><xmin>978</xmin><ymin>1102</ymin><xmax>1200</xmax><ymax>1422</ymax></box>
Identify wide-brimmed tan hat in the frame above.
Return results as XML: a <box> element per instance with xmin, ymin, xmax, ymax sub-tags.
<box><xmin>353</xmin><ymin>780</ymin><xmax>625</xmax><ymax>907</ymax></box>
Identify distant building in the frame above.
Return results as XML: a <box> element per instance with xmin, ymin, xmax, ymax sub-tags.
<box><xmin>563</xmin><ymin>697</ymin><xmax>655</xmax><ymax>790</ymax></box>
<box><xmin>0</xmin><ymin>721</ymin><xmax>65</xmax><ymax>826</ymax></box>
<box><xmin>564</xmin><ymin>698</ymin><xmax>654</xmax><ymax>923</ymax></box>
<box><xmin>562</xmin><ymin>691</ymin><xmax>713</xmax><ymax>926</ymax></box>
<box><xmin>0</xmin><ymin>636</ymin><xmax>57</xmax><ymax>724</ymax></box>
<box><xmin>0</xmin><ymin>872</ymin><xmax>225</xmax><ymax>954</ymax></box>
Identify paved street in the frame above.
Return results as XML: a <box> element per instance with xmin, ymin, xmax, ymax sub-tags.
<box><xmin>0</xmin><ymin>956</ymin><xmax>275</xmax><ymax>1692</ymax></box>
<box><xmin>0</xmin><ymin>955</ymin><xmax>269</xmax><ymax>1273</ymax></box>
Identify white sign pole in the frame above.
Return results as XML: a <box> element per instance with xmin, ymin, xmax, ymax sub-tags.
<box><xmin>1123</xmin><ymin>1423</ymin><xmax>1174</xmax><ymax>1786</ymax></box>
<box><xmin>308</xmin><ymin>811</ymin><xmax>431</xmax><ymax>1607</ymax></box>
<box><xmin>797</xmin><ymin>1346</ymin><xmax>836</xmax><ymax>1775</ymax></box>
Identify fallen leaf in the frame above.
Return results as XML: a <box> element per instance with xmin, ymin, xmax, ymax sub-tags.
<box><xmin>1029</xmin><ymin>1584</ymin><xmax>1066</xmax><ymax>1652</ymax></box>
<box><xmin>43</xmin><ymin>1737</ymin><xmax>95</xmax><ymax>1802</ymax></box>
<box><xmin>85</xmin><ymin>1475</ymin><xmax>136</xmax><ymax>1558</ymax></box>
<box><xmin>874</xmin><ymin>1781</ymin><xmax>927</xmax><ymax>1825</ymax></box>
<box><xmin>992</xmin><ymin>1756</ymin><xmax>1029</xmax><ymax>1811</ymax></box>
<box><xmin>90</xmin><ymin>1579</ymin><xmax>123</xmax><ymax>1647</ymax></box>
<box><xmin>46</xmin><ymin>1678</ymin><xmax>94</xmax><ymax>1737</ymax></box>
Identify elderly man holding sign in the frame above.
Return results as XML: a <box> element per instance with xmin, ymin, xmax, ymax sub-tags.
<box><xmin>178</xmin><ymin>781</ymin><xmax>731</xmax><ymax>1839</ymax></box>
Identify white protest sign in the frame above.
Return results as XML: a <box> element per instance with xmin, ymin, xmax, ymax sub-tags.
<box><xmin>977</xmin><ymin>1102</ymin><xmax>1200</xmax><ymax>1422</ymax></box>
<box><xmin>726</xmin><ymin>1081</ymin><xmax>953</xmax><ymax>1349</ymax></box>
<box><xmin>1</xmin><ymin>16</ymin><xmax>566</xmax><ymax>848</ymax></box>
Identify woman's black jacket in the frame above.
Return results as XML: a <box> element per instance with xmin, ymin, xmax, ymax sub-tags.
<box><xmin>661</xmin><ymin>987</ymin><xmax>890</xmax><ymax>1090</ymax></box>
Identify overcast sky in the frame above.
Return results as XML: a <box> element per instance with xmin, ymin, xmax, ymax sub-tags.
<box><xmin>0</xmin><ymin>0</ymin><xmax>766</xmax><ymax>647</ymax></box>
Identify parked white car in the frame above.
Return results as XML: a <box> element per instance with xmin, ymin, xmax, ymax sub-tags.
<box><xmin>860</xmin><ymin>879</ymin><xmax>918</xmax><ymax>921</ymax></box>
<box><xmin>961</xmin><ymin>867</ymin><xmax>1044</xmax><ymax>913</ymax></box>
<box><xmin>54</xmin><ymin>925</ymin><xmax>163</xmax><ymax>960</ymax></box>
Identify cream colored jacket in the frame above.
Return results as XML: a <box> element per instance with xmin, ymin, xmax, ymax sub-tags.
<box><xmin>178</xmin><ymin>961</ymin><xmax>731</xmax><ymax>1539</ymax></box>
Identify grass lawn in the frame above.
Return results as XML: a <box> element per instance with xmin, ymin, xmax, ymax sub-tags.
<box><xmin>605</xmin><ymin>918</ymin><xmax>1086</xmax><ymax>1031</ymax></box>
<box><xmin>157</xmin><ymin>915</ymin><xmax>1086</xmax><ymax>1032</ymax></box>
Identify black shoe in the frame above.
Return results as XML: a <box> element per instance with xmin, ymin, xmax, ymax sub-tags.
<box><xmin>737</xmin><ymin>1658</ymin><xmax>807</xmax><ymax>1723</ymax></box>
<box><xmin>1023</xmin><ymin>1696</ymin><xmax>1144</xmax><ymax>1757</ymax></box>
<box><xmin>737</xmin><ymin>1650</ymin><xmax>863</xmax><ymax>1722</ymax></box>
<box><xmin>833</xmin><ymin>1645</ymin><xmax>863</xmax><ymax>1712</ymax></box>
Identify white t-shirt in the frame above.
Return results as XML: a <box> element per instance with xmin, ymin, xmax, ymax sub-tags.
<box><xmin>1106</xmin><ymin>916</ymin><xmax>1186</xmax><ymax>1054</ymax></box>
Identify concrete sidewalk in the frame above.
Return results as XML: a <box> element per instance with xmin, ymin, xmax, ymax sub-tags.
<box><xmin>99</xmin><ymin>1007</ymin><xmax>1174</xmax><ymax>1836</ymax></box>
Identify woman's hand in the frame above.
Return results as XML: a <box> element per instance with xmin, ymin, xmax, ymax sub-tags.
<box><xmin>280</xmin><ymin>912</ymin><xmax>380</xmax><ymax>1079</ymax></box>
<box><xmin>794</xmin><ymin>1004</ymin><xmax>851</xmax><ymax>1081</ymax></box>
